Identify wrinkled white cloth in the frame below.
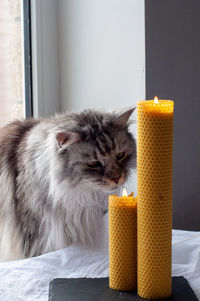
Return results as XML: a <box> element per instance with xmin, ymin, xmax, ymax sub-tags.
<box><xmin>0</xmin><ymin>213</ymin><xmax>199</xmax><ymax>301</ymax></box>
<box><xmin>172</xmin><ymin>229</ymin><xmax>200</xmax><ymax>299</ymax></box>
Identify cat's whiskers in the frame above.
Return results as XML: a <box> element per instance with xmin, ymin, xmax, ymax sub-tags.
<box><xmin>78</xmin><ymin>181</ymin><xmax>99</xmax><ymax>193</ymax></box>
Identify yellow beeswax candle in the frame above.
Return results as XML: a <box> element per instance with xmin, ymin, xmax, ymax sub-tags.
<box><xmin>109</xmin><ymin>189</ymin><xmax>137</xmax><ymax>291</ymax></box>
<box><xmin>137</xmin><ymin>97</ymin><xmax>174</xmax><ymax>299</ymax></box>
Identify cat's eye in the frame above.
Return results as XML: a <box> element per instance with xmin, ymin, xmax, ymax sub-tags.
<box><xmin>87</xmin><ymin>161</ymin><xmax>102</xmax><ymax>168</ymax></box>
<box><xmin>116</xmin><ymin>152</ymin><xmax>125</xmax><ymax>161</ymax></box>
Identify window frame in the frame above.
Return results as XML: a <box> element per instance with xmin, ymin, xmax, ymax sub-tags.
<box><xmin>23</xmin><ymin>0</ymin><xmax>33</xmax><ymax>118</ymax></box>
<box><xmin>30</xmin><ymin>0</ymin><xmax>60</xmax><ymax>118</ymax></box>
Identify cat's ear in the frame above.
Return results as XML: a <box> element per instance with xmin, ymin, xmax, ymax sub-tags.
<box><xmin>112</xmin><ymin>108</ymin><xmax>135</xmax><ymax>127</ymax></box>
<box><xmin>56</xmin><ymin>131</ymin><xmax>80</xmax><ymax>149</ymax></box>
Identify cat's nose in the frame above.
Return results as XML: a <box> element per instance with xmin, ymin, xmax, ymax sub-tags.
<box><xmin>113</xmin><ymin>176</ymin><xmax>121</xmax><ymax>184</ymax></box>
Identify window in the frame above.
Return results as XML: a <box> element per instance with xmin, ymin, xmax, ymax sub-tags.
<box><xmin>0</xmin><ymin>0</ymin><xmax>25</xmax><ymax>127</ymax></box>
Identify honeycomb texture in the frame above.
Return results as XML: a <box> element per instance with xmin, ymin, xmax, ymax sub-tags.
<box><xmin>137</xmin><ymin>100</ymin><xmax>174</xmax><ymax>299</ymax></box>
<box><xmin>109</xmin><ymin>195</ymin><xmax>137</xmax><ymax>291</ymax></box>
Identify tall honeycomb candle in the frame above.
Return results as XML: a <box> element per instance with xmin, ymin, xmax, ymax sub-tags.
<box><xmin>109</xmin><ymin>190</ymin><xmax>137</xmax><ymax>291</ymax></box>
<box><xmin>137</xmin><ymin>97</ymin><xmax>174</xmax><ymax>299</ymax></box>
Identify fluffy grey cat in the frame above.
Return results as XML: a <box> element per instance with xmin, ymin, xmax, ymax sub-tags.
<box><xmin>0</xmin><ymin>108</ymin><xmax>136</xmax><ymax>261</ymax></box>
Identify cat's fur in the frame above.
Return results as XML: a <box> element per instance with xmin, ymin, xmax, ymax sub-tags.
<box><xmin>0</xmin><ymin>109</ymin><xmax>136</xmax><ymax>261</ymax></box>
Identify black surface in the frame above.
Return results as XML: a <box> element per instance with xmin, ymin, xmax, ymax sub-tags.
<box><xmin>145</xmin><ymin>0</ymin><xmax>200</xmax><ymax>230</ymax></box>
<box><xmin>49</xmin><ymin>277</ymin><xmax>197</xmax><ymax>301</ymax></box>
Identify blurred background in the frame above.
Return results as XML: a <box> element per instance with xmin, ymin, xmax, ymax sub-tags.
<box><xmin>1</xmin><ymin>0</ymin><xmax>200</xmax><ymax>230</ymax></box>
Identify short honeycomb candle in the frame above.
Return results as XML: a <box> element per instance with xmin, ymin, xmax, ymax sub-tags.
<box><xmin>137</xmin><ymin>97</ymin><xmax>174</xmax><ymax>299</ymax></box>
<box><xmin>109</xmin><ymin>189</ymin><xmax>137</xmax><ymax>291</ymax></box>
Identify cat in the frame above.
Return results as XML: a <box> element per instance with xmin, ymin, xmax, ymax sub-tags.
<box><xmin>0</xmin><ymin>108</ymin><xmax>136</xmax><ymax>261</ymax></box>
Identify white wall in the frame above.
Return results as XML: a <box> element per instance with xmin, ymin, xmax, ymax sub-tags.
<box><xmin>58</xmin><ymin>0</ymin><xmax>145</xmax><ymax>113</ymax></box>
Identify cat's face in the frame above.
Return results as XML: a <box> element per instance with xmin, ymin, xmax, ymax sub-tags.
<box><xmin>56</xmin><ymin>109</ymin><xmax>136</xmax><ymax>193</ymax></box>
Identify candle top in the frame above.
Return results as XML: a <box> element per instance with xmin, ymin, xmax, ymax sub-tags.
<box><xmin>109</xmin><ymin>191</ymin><xmax>137</xmax><ymax>208</ymax></box>
<box><xmin>137</xmin><ymin>98</ymin><xmax>174</xmax><ymax>115</ymax></box>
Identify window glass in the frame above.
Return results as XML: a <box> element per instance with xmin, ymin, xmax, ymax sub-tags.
<box><xmin>0</xmin><ymin>0</ymin><xmax>24</xmax><ymax>127</ymax></box>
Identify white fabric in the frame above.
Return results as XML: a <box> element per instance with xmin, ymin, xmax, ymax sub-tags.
<box><xmin>0</xmin><ymin>213</ymin><xmax>199</xmax><ymax>301</ymax></box>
